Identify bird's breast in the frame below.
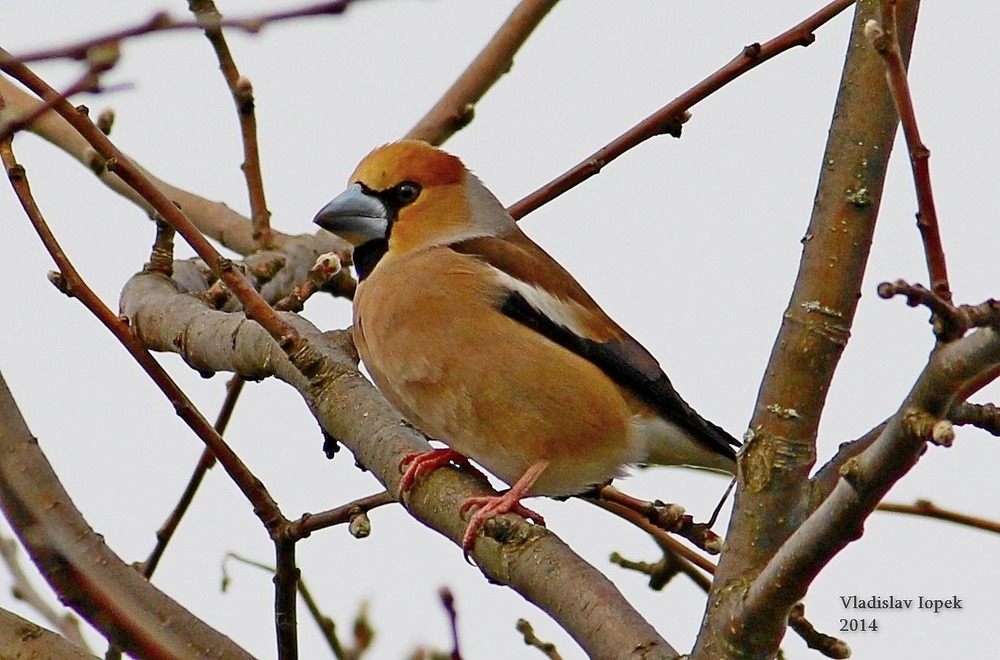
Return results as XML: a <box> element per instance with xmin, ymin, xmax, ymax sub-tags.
<box><xmin>351</xmin><ymin>247</ymin><xmax>647</xmax><ymax>495</ymax></box>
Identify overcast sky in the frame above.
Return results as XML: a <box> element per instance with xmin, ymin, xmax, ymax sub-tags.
<box><xmin>2</xmin><ymin>1</ymin><xmax>998</xmax><ymax>658</ymax></box>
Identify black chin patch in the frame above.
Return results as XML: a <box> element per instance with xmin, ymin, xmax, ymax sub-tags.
<box><xmin>353</xmin><ymin>239</ymin><xmax>389</xmax><ymax>281</ymax></box>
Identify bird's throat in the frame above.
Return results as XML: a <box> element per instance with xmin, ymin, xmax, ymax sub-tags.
<box><xmin>353</xmin><ymin>239</ymin><xmax>389</xmax><ymax>281</ymax></box>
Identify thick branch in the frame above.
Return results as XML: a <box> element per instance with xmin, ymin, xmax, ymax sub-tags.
<box><xmin>120</xmin><ymin>271</ymin><xmax>678</xmax><ymax>659</ymax></box>
<box><xmin>0</xmin><ymin>607</ymin><xmax>97</xmax><ymax>659</ymax></box>
<box><xmin>0</xmin><ymin>373</ymin><xmax>253</xmax><ymax>658</ymax></box>
<box><xmin>743</xmin><ymin>327</ymin><xmax>1000</xmax><ymax>624</ymax></box>
<box><xmin>696</xmin><ymin>1</ymin><xmax>920</xmax><ymax>657</ymax></box>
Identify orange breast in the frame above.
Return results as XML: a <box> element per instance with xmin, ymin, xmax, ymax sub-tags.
<box><xmin>353</xmin><ymin>247</ymin><xmax>645</xmax><ymax>495</ymax></box>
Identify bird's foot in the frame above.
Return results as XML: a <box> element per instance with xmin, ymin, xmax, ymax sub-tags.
<box><xmin>399</xmin><ymin>448</ymin><xmax>488</xmax><ymax>493</ymax></box>
<box><xmin>458</xmin><ymin>492</ymin><xmax>546</xmax><ymax>554</ymax></box>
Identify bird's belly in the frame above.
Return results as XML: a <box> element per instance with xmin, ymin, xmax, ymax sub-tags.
<box><xmin>358</xmin><ymin>329</ymin><xmax>645</xmax><ymax>496</ymax></box>
<box><xmin>397</xmin><ymin>376</ymin><xmax>642</xmax><ymax>496</ymax></box>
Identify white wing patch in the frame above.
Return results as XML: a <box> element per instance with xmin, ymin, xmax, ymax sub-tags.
<box><xmin>490</xmin><ymin>268</ymin><xmax>592</xmax><ymax>339</ymax></box>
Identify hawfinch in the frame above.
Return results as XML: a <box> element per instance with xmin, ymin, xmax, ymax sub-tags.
<box><xmin>314</xmin><ymin>140</ymin><xmax>738</xmax><ymax>553</ymax></box>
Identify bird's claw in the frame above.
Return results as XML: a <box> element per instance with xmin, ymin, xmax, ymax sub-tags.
<box><xmin>399</xmin><ymin>448</ymin><xmax>489</xmax><ymax>494</ymax></box>
<box><xmin>458</xmin><ymin>494</ymin><xmax>547</xmax><ymax>555</ymax></box>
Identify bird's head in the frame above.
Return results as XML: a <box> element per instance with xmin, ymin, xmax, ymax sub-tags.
<box><xmin>314</xmin><ymin>140</ymin><xmax>513</xmax><ymax>277</ymax></box>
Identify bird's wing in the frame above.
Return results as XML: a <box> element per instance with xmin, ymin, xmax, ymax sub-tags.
<box><xmin>448</xmin><ymin>234</ymin><xmax>739</xmax><ymax>460</ymax></box>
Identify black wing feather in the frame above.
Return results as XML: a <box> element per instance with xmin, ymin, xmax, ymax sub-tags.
<box><xmin>500</xmin><ymin>291</ymin><xmax>738</xmax><ymax>460</ymax></box>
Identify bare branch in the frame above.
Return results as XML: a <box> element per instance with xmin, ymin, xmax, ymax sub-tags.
<box><xmin>877</xmin><ymin>499</ymin><xmax>1000</xmax><ymax>534</ymax></box>
<box><xmin>866</xmin><ymin>2</ymin><xmax>950</xmax><ymax>300</ymax></box>
<box><xmin>140</xmin><ymin>376</ymin><xmax>246</xmax><ymax>579</ymax></box>
<box><xmin>0</xmin><ymin>608</ymin><xmax>96</xmax><ymax>659</ymax></box>
<box><xmin>507</xmin><ymin>0</ymin><xmax>857</xmax><ymax>220</ymax></box>
<box><xmin>223</xmin><ymin>553</ymin><xmax>372</xmax><ymax>659</ymax></box>
<box><xmin>438</xmin><ymin>587</ymin><xmax>462</xmax><ymax>660</ymax></box>
<box><xmin>585</xmin><ymin>494</ymin><xmax>717</xmax><ymax>576</ymax></box>
<box><xmin>787</xmin><ymin>603</ymin><xmax>851</xmax><ymax>659</ymax></box>
<box><xmin>188</xmin><ymin>0</ymin><xmax>274</xmax><ymax>248</ymax></box>
<box><xmin>696</xmin><ymin>2</ymin><xmax>922</xmax><ymax>656</ymax></box>
<box><xmin>406</xmin><ymin>0</ymin><xmax>560</xmax><ymax>146</ymax></box>
<box><xmin>0</xmin><ymin>77</ymin><xmax>350</xmax><ymax>258</ymax></box>
<box><xmin>0</xmin><ymin>370</ymin><xmax>254</xmax><ymax>657</ymax></box>
<box><xmin>0</xmin><ymin>46</ymin><xmax>116</xmax><ymax>142</ymax></box>
<box><xmin>743</xmin><ymin>326</ymin><xmax>1000</xmax><ymax>643</ymax></box>
<box><xmin>0</xmin><ymin>533</ymin><xmax>90</xmax><ymax>651</ymax></box>
<box><xmin>610</xmin><ymin>551</ymin><xmax>711</xmax><ymax>594</ymax></box>
<box><xmin>0</xmin><ymin>1</ymin><xmax>361</xmax><ymax>66</ymax></box>
<box><xmin>516</xmin><ymin>619</ymin><xmax>562</xmax><ymax>660</ymax></box>
<box><xmin>120</xmin><ymin>271</ymin><xmax>679</xmax><ymax>659</ymax></box>
<box><xmin>949</xmin><ymin>401</ymin><xmax>1000</xmax><ymax>436</ymax></box>
<box><xmin>878</xmin><ymin>279</ymin><xmax>1000</xmax><ymax>341</ymax></box>
<box><xmin>286</xmin><ymin>491</ymin><xmax>395</xmax><ymax>540</ymax></box>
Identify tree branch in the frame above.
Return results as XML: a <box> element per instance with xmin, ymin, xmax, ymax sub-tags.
<box><xmin>0</xmin><ymin>76</ymin><xmax>350</xmax><ymax>260</ymax></box>
<box><xmin>866</xmin><ymin>2</ymin><xmax>950</xmax><ymax>300</ymax></box>
<box><xmin>0</xmin><ymin>607</ymin><xmax>97</xmax><ymax>659</ymax></box>
<box><xmin>188</xmin><ymin>0</ymin><xmax>274</xmax><ymax>249</ymax></box>
<box><xmin>506</xmin><ymin>0</ymin><xmax>857</xmax><ymax>220</ymax></box>
<box><xmin>695</xmin><ymin>1</ymin><xmax>921</xmax><ymax>656</ymax></box>
<box><xmin>0</xmin><ymin>1</ymin><xmax>362</xmax><ymax>66</ymax></box>
<box><xmin>0</xmin><ymin>371</ymin><xmax>254</xmax><ymax>658</ymax></box>
<box><xmin>405</xmin><ymin>0</ymin><xmax>560</xmax><ymax>146</ymax></box>
<box><xmin>119</xmin><ymin>270</ymin><xmax>679</xmax><ymax>659</ymax></box>
<box><xmin>877</xmin><ymin>499</ymin><xmax>1000</xmax><ymax>534</ymax></box>
<box><xmin>742</xmin><ymin>326</ymin><xmax>1000</xmax><ymax>629</ymax></box>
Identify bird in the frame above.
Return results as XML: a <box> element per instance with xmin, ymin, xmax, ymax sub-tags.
<box><xmin>314</xmin><ymin>140</ymin><xmax>738</xmax><ymax>553</ymax></box>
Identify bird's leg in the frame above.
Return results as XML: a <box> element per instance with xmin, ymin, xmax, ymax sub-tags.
<box><xmin>399</xmin><ymin>448</ymin><xmax>489</xmax><ymax>493</ymax></box>
<box><xmin>458</xmin><ymin>459</ymin><xmax>549</xmax><ymax>553</ymax></box>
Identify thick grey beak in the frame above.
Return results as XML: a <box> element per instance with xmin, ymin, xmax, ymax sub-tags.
<box><xmin>313</xmin><ymin>183</ymin><xmax>388</xmax><ymax>245</ymax></box>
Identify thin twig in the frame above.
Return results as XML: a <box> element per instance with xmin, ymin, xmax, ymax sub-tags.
<box><xmin>140</xmin><ymin>375</ymin><xmax>245</xmax><ymax>578</ymax></box>
<box><xmin>877</xmin><ymin>279</ymin><xmax>1000</xmax><ymax>341</ymax></box>
<box><xmin>438</xmin><ymin>588</ymin><xmax>462</xmax><ymax>660</ymax></box>
<box><xmin>286</xmin><ymin>491</ymin><xmax>395</xmax><ymax>540</ymax></box>
<box><xmin>877</xmin><ymin>499</ymin><xmax>1000</xmax><ymax>534</ymax></box>
<box><xmin>0</xmin><ymin>58</ymin><xmax>111</xmax><ymax>142</ymax></box>
<box><xmin>592</xmin><ymin>485</ymin><xmax>723</xmax><ymax>553</ymax></box>
<box><xmin>0</xmin><ymin>124</ymin><xmax>286</xmax><ymax>554</ymax></box>
<box><xmin>949</xmin><ymin>401</ymin><xmax>1000</xmax><ymax>436</ymax></box>
<box><xmin>223</xmin><ymin>553</ymin><xmax>373</xmax><ymax>659</ymax></box>
<box><xmin>585</xmin><ymin>495</ymin><xmax>717</xmax><ymax>575</ymax></box>
<box><xmin>0</xmin><ymin>51</ymin><xmax>311</xmax><ymax>373</ymax></box>
<box><xmin>0</xmin><ymin>532</ymin><xmax>91</xmax><ymax>651</ymax></box>
<box><xmin>0</xmin><ymin>1</ymin><xmax>361</xmax><ymax>65</ymax></box>
<box><xmin>189</xmin><ymin>0</ymin><xmax>273</xmax><ymax>249</ymax></box>
<box><xmin>787</xmin><ymin>603</ymin><xmax>851</xmax><ymax>659</ymax></box>
<box><xmin>276</xmin><ymin>251</ymin><xmax>356</xmax><ymax>312</ymax></box>
<box><xmin>507</xmin><ymin>0</ymin><xmax>856</xmax><ymax>219</ymax></box>
<box><xmin>610</xmin><ymin>550</ymin><xmax>712</xmax><ymax>593</ymax></box>
<box><xmin>406</xmin><ymin>0</ymin><xmax>560</xmax><ymax>146</ymax></box>
<box><xmin>515</xmin><ymin>619</ymin><xmax>562</xmax><ymax>660</ymax></box>
<box><xmin>866</xmin><ymin>4</ymin><xmax>950</xmax><ymax>301</ymax></box>
<box><xmin>275</xmin><ymin>540</ymin><xmax>299</xmax><ymax>659</ymax></box>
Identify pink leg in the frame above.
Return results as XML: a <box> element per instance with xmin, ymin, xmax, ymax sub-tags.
<box><xmin>399</xmin><ymin>448</ymin><xmax>488</xmax><ymax>493</ymax></box>
<box><xmin>458</xmin><ymin>460</ymin><xmax>549</xmax><ymax>554</ymax></box>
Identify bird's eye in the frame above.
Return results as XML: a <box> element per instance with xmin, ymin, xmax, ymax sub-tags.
<box><xmin>394</xmin><ymin>181</ymin><xmax>421</xmax><ymax>206</ymax></box>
